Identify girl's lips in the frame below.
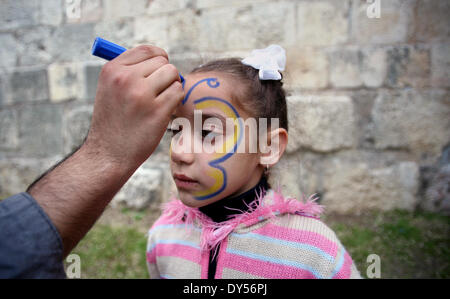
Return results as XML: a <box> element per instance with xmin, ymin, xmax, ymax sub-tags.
<box><xmin>174</xmin><ymin>177</ymin><xmax>199</xmax><ymax>190</ymax></box>
<box><xmin>173</xmin><ymin>173</ymin><xmax>199</xmax><ymax>190</ymax></box>
<box><xmin>174</xmin><ymin>173</ymin><xmax>196</xmax><ymax>181</ymax></box>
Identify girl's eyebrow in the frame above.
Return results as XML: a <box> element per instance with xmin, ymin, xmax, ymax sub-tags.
<box><xmin>202</xmin><ymin>112</ymin><xmax>227</xmax><ymax>125</ymax></box>
<box><xmin>201</xmin><ymin>112</ymin><xmax>226</xmax><ymax>123</ymax></box>
<box><xmin>170</xmin><ymin>112</ymin><xmax>227</xmax><ymax>123</ymax></box>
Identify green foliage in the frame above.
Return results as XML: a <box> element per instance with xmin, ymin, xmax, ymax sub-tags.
<box><xmin>67</xmin><ymin>224</ymin><xmax>149</xmax><ymax>279</ymax></box>
<box><xmin>327</xmin><ymin>210</ymin><xmax>450</xmax><ymax>279</ymax></box>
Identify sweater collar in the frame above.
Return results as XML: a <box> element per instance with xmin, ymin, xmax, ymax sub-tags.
<box><xmin>198</xmin><ymin>176</ymin><xmax>270</xmax><ymax>223</ymax></box>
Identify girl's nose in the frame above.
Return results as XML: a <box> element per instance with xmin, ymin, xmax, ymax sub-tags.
<box><xmin>170</xmin><ymin>132</ymin><xmax>195</xmax><ymax>165</ymax></box>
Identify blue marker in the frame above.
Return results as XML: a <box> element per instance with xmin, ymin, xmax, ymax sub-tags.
<box><xmin>91</xmin><ymin>37</ymin><xmax>184</xmax><ymax>83</ymax></box>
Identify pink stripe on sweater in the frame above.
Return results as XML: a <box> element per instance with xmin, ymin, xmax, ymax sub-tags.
<box><xmin>222</xmin><ymin>252</ymin><xmax>317</xmax><ymax>279</ymax></box>
<box><xmin>214</xmin><ymin>238</ymin><xmax>228</xmax><ymax>279</ymax></box>
<box><xmin>200</xmin><ymin>249</ymin><xmax>210</xmax><ymax>279</ymax></box>
<box><xmin>152</xmin><ymin>243</ymin><xmax>202</xmax><ymax>264</ymax></box>
<box><xmin>146</xmin><ymin>251</ymin><xmax>156</xmax><ymax>264</ymax></box>
<box><xmin>253</xmin><ymin>223</ymin><xmax>339</xmax><ymax>258</ymax></box>
<box><xmin>150</xmin><ymin>213</ymin><xmax>183</xmax><ymax>229</ymax></box>
<box><xmin>332</xmin><ymin>251</ymin><xmax>353</xmax><ymax>279</ymax></box>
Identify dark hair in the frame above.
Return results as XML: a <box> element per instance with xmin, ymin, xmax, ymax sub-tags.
<box><xmin>190</xmin><ymin>58</ymin><xmax>288</xmax><ymax>132</ymax></box>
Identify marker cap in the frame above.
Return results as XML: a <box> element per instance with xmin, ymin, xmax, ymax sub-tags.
<box><xmin>92</xmin><ymin>37</ymin><xmax>127</xmax><ymax>61</ymax></box>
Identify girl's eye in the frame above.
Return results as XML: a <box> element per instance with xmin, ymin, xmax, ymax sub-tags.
<box><xmin>167</xmin><ymin>128</ymin><xmax>220</xmax><ymax>139</ymax></box>
<box><xmin>202</xmin><ymin>130</ymin><xmax>221</xmax><ymax>138</ymax></box>
<box><xmin>201</xmin><ymin>130</ymin><xmax>212</xmax><ymax>138</ymax></box>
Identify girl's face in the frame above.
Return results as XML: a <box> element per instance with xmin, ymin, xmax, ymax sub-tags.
<box><xmin>168</xmin><ymin>72</ymin><xmax>264</xmax><ymax>208</ymax></box>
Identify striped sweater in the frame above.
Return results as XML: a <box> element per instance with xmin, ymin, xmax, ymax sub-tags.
<box><xmin>146</xmin><ymin>188</ymin><xmax>361</xmax><ymax>279</ymax></box>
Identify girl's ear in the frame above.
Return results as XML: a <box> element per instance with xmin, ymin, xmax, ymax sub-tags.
<box><xmin>259</xmin><ymin>128</ymin><xmax>288</xmax><ymax>167</ymax></box>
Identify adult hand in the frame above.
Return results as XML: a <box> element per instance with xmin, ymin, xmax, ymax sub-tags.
<box><xmin>28</xmin><ymin>45</ymin><xmax>184</xmax><ymax>257</ymax></box>
<box><xmin>87</xmin><ymin>45</ymin><xmax>184</xmax><ymax>170</ymax></box>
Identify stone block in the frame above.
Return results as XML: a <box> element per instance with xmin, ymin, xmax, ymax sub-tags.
<box><xmin>360</xmin><ymin>47</ymin><xmax>388</xmax><ymax>88</ymax></box>
<box><xmin>421</xmin><ymin>144</ymin><xmax>450</xmax><ymax>215</ymax></box>
<box><xmin>386</xmin><ymin>45</ymin><xmax>431</xmax><ymax>88</ymax></box>
<box><xmin>0</xmin><ymin>75</ymin><xmax>4</xmax><ymax>106</ymax></box>
<box><xmin>168</xmin><ymin>55</ymin><xmax>205</xmax><ymax>76</ymax></box>
<box><xmin>372</xmin><ymin>89</ymin><xmax>450</xmax><ymax>159</ymax></box>
<box><xmin>82</xmin><ymin>62</ymin><xmax>103</xmax><ymax>101</ymax></box>
<box><xmin>284</xmin><ymin>47</ymin><xmax>328</xmax><ymax>90</ymax></box>
<box><xmin>103</xmin><ymin>0</ymin><xmax>148</xmax><ymax>20</ymax></box>
<box><xmin>147</xmin><ymin>0</ymin><xmax>194</xmax><ymax>15</ymax></box>
<box><xmin>63</xmin><ymin>105</ymin><xmax>93</xmax><ymax>154</ymax></box>
<box><xmin>0</xmin><ymin>157</ymin><xmax>61</xmax><ymax>198</ymax></box>
<box><xmin>168</xmin><ymin>2</ymin><xmax>296</xmax><ymax>53</ymax></box>
<box><xmin>287</xmin><ymin>95</ymin><xmax>356</xmax><ymax>153</ymax></box>
<box><xmin>46</xmin><ymin>23</ymin><xmax>95</xmax><ymax>62</ymax></box>
<box><xmin>329</xmin><ymin>48</ymin><xmax>363</xmax><ymax>88</ymax></box>
<box><xmin>15</xmin><ymin>27</ymin><xmax>53</xmax><ymax>67</ymax></box>
<box><xmin>134</xmin><ymin>15</ymin><xmax>169</xmax><ymax>49</ymax></box>
<box><xmin>95</xmin><ymin>19</ymin><xmax>135</xmax><ymax>49</ymax></box>
<box><xmin>195</xmin><ymin>0</ymin><xmax>255</xmax><ymax>10</ymax></box>
<box><xmin>328</xmin><ymin>46</ymin><xmax>388</xmax><ymax>89</ymax></box>
<box><xmin>5</xmin><ymin>67</ymin><xmax>49</xmax><ymax>104</ymax></box>
<box><xmin>166</xmin><ymin>9</ymin><xmax>201</xmax><ymax>54</ymax></box>
<box><xmin>18</xmin><ymin>104</ymin><xmax>64</xmax><ymax>157</ymax></box>
<box><xmin>322</xmin><ymin>159</ymin><xmax>419</xmax><ymax>214</ymax></box>
<box><xmin>40</xmin><ymin>0</ymin><xmax>63</xmax><ymax>26</ymax></box>
<box><xmin>328</xmin><ymin>46</ymin><xmax>387</xmax><ymax>88</ymax></box>
<box><xmin>351</xmin><ymin>0</ymin><xmax>413</xmax><ymax>44</ymax></box>
<box><xmin>0</xmin><ymin>109</ymin><xmax>19</xmax><ymax>150</ymax></box>
<box><xmin>349</xmin><ymin>89</ymin><xmax>378</xmax><ymax>148</ymax></box>
<box><xmin>48</xmin><ymin>63</ymin><xmax>82</xmax><ymax>102</ymax></box>
<box><xmin>269</xmin><ymin>153</ymin><xmax>303</xmax><ymax>199</ymax></box>
<box><xmin>232</xmin><ymin>1</ymin><xmax>296</xmax><ymax>49</ymax></box>
<box><xmin>0</xmin><ymin>34</ymin><xmax>17</xmax><ymax>70</ymax></box>
<box><xmin>423</xmin><ymin>164</ymin><xmax>450</xmax><ymax>216</ymax></box>
<box><xmin>296</xmin><ymin>0</ymin><xmax>350</xmax><ymax>46</ymax></box>
<box><xmin>0</xmin><ymin>0</ymin><xmax>40</xmax><ymax>30</ymax></box>
<box><xmin>431</xmin><ymin>43</ymin><xmax>450</xmax><ymax>87</ymax></box>
<box><xmin>269</xmin><ymin>151</ymin><xmax>323</xmax><ymax>201</ymax></box>
<box><xmin>414</xmin><ymin>0</ymin><xmax>450</xmax><ymax>42</ymax></box>
<box><xmin>112</xmin><ymin>165</ymin><xmax>164</xmax><ymax>210</ymax></box>
<box><xmin>65</xmin><ymin>0</ymin><xmax>102</xmax><ymax>24</ymax></box>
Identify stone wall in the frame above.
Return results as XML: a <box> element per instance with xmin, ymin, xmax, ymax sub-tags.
<box><xmin>0</xmin><ymin>0</ymin><xmax>449</xmax><ymax>215</ymax></box>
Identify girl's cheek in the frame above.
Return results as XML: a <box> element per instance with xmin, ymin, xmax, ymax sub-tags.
<box><xmin>200</xmin><ymin>154</ymin><xmax>222</xmax><ymax>183</ymax></box>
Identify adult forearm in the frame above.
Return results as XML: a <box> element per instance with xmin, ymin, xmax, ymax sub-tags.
<box><xmin>26</xmin><ymin>44</ymin><xmax>184</xmax><ymax>258</ymax></box>
<box><xmin>28</xmin><ymin>142</ymin><xmax>135</xmax><ymax>257</ymax></box>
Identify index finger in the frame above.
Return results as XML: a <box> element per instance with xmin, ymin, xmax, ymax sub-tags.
<box><xmin>114</xmin><ymin>45</ymin><xmax>169</xmax><ymax>66</ymax></box>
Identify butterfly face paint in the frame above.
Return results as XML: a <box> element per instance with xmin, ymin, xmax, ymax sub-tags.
<box><xmin>169</xmin><ymin>74</ymin><xmax>249</xmax><ymax>205</ymax></box>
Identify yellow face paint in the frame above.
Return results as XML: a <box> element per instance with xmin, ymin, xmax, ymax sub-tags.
<box><xmin>172</xmin><ymin>77</ymin><xmax>243</xmax><ymax>201</ymax></box>
<box><xmin>195</xmin><ymin>100</ymin><xmax>240</xmax><ymax>156</ymax></box>
<box><xmin>191</xmin><ymin>99</ymin><xmax>242</xmax><ymax>199</ymax></box>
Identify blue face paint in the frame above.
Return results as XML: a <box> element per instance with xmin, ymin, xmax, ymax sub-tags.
<box><xmin>179</xmin><ymin>77</ymin><xmax>243</xmax><ymax>201</ymax></box>
<box><xmin>182</xmin><ymin>78</ymin><xmax>219</xmax><ymax>105</ymax></box>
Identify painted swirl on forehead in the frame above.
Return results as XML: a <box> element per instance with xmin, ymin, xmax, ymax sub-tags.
<box><xmin>176</xmin><ymin>77</ymin><xmax>243</xmax><ymax>201</ymax></box>
<box><xmin>181</xmin><ymin>78</ymin><xmax>220</xmax><ymax>105</ymax></box>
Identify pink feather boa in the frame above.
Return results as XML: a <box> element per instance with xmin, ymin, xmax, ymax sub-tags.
<box><xmin>161</xmin><ymin>185</ymin><xmax>323</xmax><ymax>254</ymax></box>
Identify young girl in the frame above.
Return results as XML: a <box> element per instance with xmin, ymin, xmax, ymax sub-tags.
<box><xmin>146</xmin><ymin>45</ymin><xmax>361</xmax><ymax>279</ymax></box>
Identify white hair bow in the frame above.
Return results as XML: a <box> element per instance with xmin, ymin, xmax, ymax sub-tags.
<box><xmin>241</xmin><ymin>44</ymin><xmax>286</xmax><ymax>80</ymax></box>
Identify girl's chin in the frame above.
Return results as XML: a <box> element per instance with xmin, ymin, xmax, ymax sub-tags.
<box><xmin>177</xmin><ymin>191</ymin><xmax>216</xmax><ymax>208</ymax></box>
